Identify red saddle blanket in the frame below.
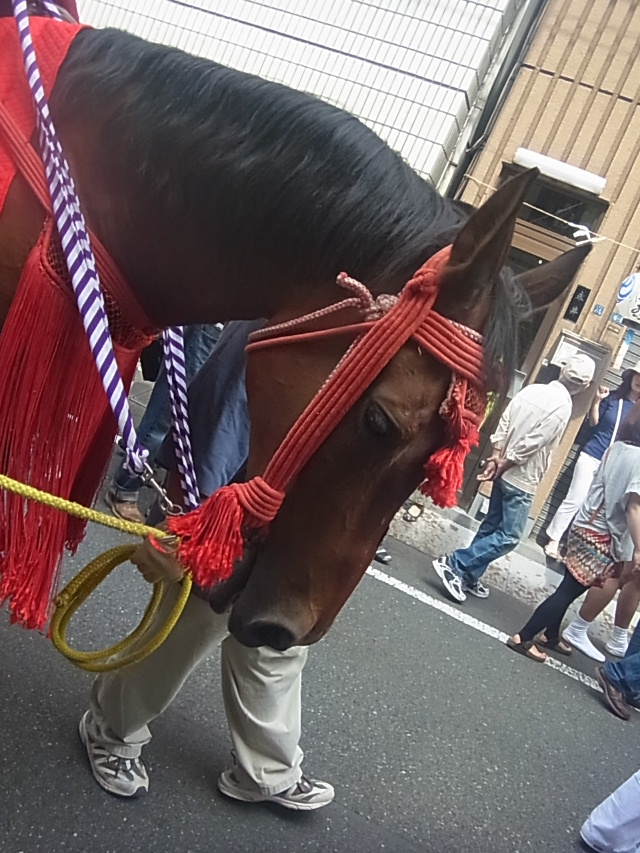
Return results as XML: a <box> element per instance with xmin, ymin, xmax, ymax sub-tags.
<box><xmin>0</xmin><ymin>15</ymin><xmax>84</xmax><ymax>214</ymax></box>
<box><xmin>0</xmin><ymin>16</ymin><xmax>156</xmax><ymax>629</ymax></box>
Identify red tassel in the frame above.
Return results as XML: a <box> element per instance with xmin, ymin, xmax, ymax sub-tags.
<box><xmin>422</xmin><ymin>438</ymin><xmax>473</xmax><ymax>508</ymax></box>
<box><xmin>167</xmin><ymin>485</ymin><xmax>247</xmax><ymax>587</ymax></box>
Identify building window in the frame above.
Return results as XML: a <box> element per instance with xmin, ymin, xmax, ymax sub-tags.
<box><xmin>500</xmin><ymin>165</ymin><xmax>608</xmax><ymax>241</ymax></box>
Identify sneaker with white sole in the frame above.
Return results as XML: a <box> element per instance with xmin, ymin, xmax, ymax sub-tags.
<box><xmin>561</xmin><ymin>624</ymin><xmax>605</xmax><ymax>662</ymax></box>
<box><xmin>218</xmin><ymin>768</ymin><xmax>335</xmax><ymax>811</ymax></box>
<box><xmin>374</xmin><ymin>546</ymin><xmax>392</xmax><ymax>564</ymax></box>
<box><xmin>432</xmin><ymin>557</ymin><xmax>466</xmax><ymax>602</ymax></box>
<box><xmin>79</xmin><ymin>711</ymin><xmax>149</xmax><ymax>798</ymax></box>
<box><xmin>605</xmin><ymin>635</ymin><xmax>629</xmax><ymax>657</ymax></box>
<box><xmin>463</xmin><ymin>579</ymin><xmax>489</xmax><ymax>599</ymax></box>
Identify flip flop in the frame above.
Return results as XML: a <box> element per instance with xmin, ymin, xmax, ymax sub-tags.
<box><xmin>536</xmin><ymin>637</ymin><xmax>572</xmax><ymax>656</ymax></box>
<box><xmin>506</xmin><ymin>636</ymin><xmax>547</xmax><ymax>663</ymax></box>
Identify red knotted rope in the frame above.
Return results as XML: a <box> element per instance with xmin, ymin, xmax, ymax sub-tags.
<box><xmin>169</xmin><ymin>245</ymin><xmax>487</xmax><ymax>587</ymax></box>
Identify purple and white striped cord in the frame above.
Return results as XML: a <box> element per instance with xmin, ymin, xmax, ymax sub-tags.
<box><xmin>11</xmin><ymin>0</ymin><xmax>199</xmax><ymax>511</ymax></box>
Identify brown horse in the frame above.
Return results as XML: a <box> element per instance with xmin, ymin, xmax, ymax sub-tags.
<box><xmin>0</xmin><ymin>17</ymin><xmax>590</xmax><ymax>648</ymax></box>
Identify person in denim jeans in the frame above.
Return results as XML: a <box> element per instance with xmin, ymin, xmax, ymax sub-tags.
<box><xmin>106</xmin><ymin>323</ymin><xmax>222</xmax><ymax>523</ymax></box>
<box><xmin>596</xmin><ymin>617</ymin><xmax>640</xmax><ymax>720</ymax></box>
<box><xmin>432</xmin><ymin>354</ymin><xmax>596</xmax><ymax>604</ymax></box>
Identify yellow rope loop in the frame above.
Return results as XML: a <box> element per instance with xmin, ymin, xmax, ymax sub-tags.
<box><xmin>50</xmin><ymin>545</ymin><xmax>193</xmax><ymax>672</ymax></box>
<box><xmin>0</xmin><ymin>473</ymin><xmax>191</xmax><ymax>671</ymax></box>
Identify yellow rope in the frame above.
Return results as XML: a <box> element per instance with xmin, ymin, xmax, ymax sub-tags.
<box><xmin>50</xmin><ymin>545</ymin><xmax>192</xmax><ymax>672</ymax></box>
<box><xmin>0</xmin><ymin>472</ymin><xmax>159</xmax><ymax>538</ymax></box>
<box><xmin>0</xmin><ymin>473</ymin><xmax>192</xmax><ymax>671</ymax></box>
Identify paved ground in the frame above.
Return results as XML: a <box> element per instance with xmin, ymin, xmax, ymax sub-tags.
<box><xmin>1</xmin><ymin>506</ymin><xmax>637</xmax><ymax>853</ymax></box>
<box><xmin>1</xmin><ymin>375</ymin><xmax>636</xmax><ymax>852</ymax></box>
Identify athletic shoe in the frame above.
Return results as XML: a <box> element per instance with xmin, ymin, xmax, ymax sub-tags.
<box><xmin>463</xmin><ymin>579</ymin><xmax>489</xmax><ymax>599</ymax></box>
<box><xmin>374</xmin><ymin>546</ymin><xmax>392</xmax><ymax>564</ymax></box>
<box><xmin>78</xmin><ymin>711</ymin><xmax>149</xmax><ymax>798</ymax></box>
<box><xmin>562</xmin><ymin>624</ymin><xmax>605</xmax><ymax>662</ymax></box>
<box><xmin>605</xmin><ymin>634</ymin><xmax>629</xmax><ymax>658</ymax></box>
<box><xmin>432</xmin><ymin>557</ymin><xmax>466</xmax><ymax>603</ymax></box>
<box><xmin>218</xmin><ymin>769</ymin><xmax>335</xmax><ymax>811</ymax></box>
<box><xmin>594</xmin><ymin>666</ymin><xmax>632</xmax><ymax>721</ymax></box>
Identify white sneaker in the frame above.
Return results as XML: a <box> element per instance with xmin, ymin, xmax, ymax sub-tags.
<box><xmin>218</xmin><ymin>769</ymin><xmax>335</xmax><ymax>811</ymax></box>
<box><xmin>605</xmin><ymin>634</ymin><xmax>629</xmax><ymax>657</ymax></box>
<box><xmin>562</xmin><ymin>624</ymin><xmax>605</xmax><ymax>662</ymax></box>
<box><xmin>432</xmin><ymin>558</ymin><xmax>466</xmax><ymax>603</ymax></box>
<box><xmin>544</xmin><ymin>540</ymin><xmax>562</xmax><ymax>560</ymax></box>
<box><xmin>463</xmin><ymin>579</ymin><xmax>490</xmax><ymax>599</ymax></box>
<box><xmin>79</xmin><ymin>711</ymin><xmax>149</xmax><ymax>798</ymax></box>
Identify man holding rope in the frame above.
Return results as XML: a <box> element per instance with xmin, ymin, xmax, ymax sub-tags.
<box><xmin>79</xmin><ymin>321</ymin><xmax>335</xmax><ymax>810</ymax></box>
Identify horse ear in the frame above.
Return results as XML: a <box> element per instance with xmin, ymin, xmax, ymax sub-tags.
<box><xmin>514</xmin><ymin>243</ymin><xmax>592</xmax><ymax>310</ymax></box>
<box><xmin>436</xmin><ymin>168</ymin><xmax>539</xmax><ymax>320</ymax></box>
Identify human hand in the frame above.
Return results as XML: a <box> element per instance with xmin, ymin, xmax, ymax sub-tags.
<box><xmin>595</xmin><ymin>385</ymin><xmax>609</xmax><ymax>401</ymax></box>
<box><xmin>130</xmin><ymin>535</ymin><xmax>185</xmax><ymax>584</ymax></box>
<box><xmin>477</xmin><ymin>458</ymin><xmax>499</xmax><ymax>482</ymax></box>
<box><xmin>632</xmin><ymin>548</ymin><xmax>640</xmax><ymax>574</ymax></box>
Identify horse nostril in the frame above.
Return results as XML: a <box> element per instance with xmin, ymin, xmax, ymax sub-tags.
<box><xmin>248</xmin><ymin>621</ymin><xmax>296</xmax><ymax>651</ymax></box>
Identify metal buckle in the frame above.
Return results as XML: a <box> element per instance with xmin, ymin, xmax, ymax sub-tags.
<box><xmin>140</xmin><ymin>462</ymin><xmax>184</xmax><ymax>517</ymax></box>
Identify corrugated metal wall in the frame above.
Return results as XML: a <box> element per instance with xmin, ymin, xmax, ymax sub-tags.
<box><xmin>77</xmin><ymin>0</ymin><xmax>526</xmax><ymax>185</ymax></box>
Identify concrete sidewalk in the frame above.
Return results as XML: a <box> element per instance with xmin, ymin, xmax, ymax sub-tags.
<box><xmin>388</xmin><ymin>495</ymin><xmax>638</xmax><ymax>645</ymax></box>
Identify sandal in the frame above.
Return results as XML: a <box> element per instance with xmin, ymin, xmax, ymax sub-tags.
<box><xmin>536</xmin><ymin>636</ymin><xmax>572</xmax><ymax>656</ymax></box>
<box><xmin>506</xmin><ymin>636</ymin><xmax>547</xmax><ymax>663</ymax></box>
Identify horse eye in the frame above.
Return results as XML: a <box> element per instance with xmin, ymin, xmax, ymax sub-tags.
<box><xmin>365</xmin><ymin>402</ymin><xmax>395</xmax><ymax>438</ymax></box>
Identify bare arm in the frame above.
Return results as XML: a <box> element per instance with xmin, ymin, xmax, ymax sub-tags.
<box><xmin>589</xmin><ymin>386</ymin><xmax>609</xmax><ymax>427</ymax></box>
<box><xmin>625</xmin><ymin>493</ymin><xmax>640</xmax><ymax>572</ymax></box>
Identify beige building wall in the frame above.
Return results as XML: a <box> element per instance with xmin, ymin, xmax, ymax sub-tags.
<box><xmin>459</xmin><ymin>0</ymin><xmax>640</xmax><ymax>516</ymax></box>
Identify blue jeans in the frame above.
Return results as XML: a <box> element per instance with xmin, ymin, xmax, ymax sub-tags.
<box><xmin>604</xmin><ymin>620</ymin><xmax>640</xmax><ymax>700</ymax></box>
<box><xmin>448</xmin><ymin>478</ymin><xmax>533</xmax><ymax>583</ymax></box>
<box><xmin>111</xmin><ymin>324</ymin><xmax>221</xmax><ymax>500</ymax></box>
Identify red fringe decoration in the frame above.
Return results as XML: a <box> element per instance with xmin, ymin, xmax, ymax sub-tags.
<box><xmin>0</xmin><ymin>222</ymin><xmax>142</xmax><ymax>629</ymax></box>
<box><xmin>422</xmin><ymin>436</ymin><xmax>475</xmax><ymax>508</ymax></box>
<box><xmin>167</xmin><ymin>476</ymin><xmax>285</xmax><ymax>587</ymax></box>
<box><xmin>421</xmin><ymin>377</ymin><xmax>483</xmax><ymax>508</ymax></box>
<box><xmin>168</xmin><ymin>486</ymin><xmax>246</xmax><ymax>588</ymax></box>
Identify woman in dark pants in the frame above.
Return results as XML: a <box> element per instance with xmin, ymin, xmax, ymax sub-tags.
<box><xmin>507</xmin><ymin>402</ymin><xmax>640</xmax><ymax>663</ymax></box>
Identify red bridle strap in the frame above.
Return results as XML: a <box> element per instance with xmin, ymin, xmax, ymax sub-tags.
<box><xmin>168</xmin><ymin>245</ymin><xmax>487</xmax><ymax>588</ymax></box>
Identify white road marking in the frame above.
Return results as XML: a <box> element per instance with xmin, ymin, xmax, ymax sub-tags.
<box><xmin>366</xmin><ymin>566</ymin><xmax>600</xmax><ymax>691</ymax></box>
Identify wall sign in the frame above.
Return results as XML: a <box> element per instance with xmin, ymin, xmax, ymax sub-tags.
<box><xmin>563</xmin><ymin>285</ymin><xmax>591</xmax><ymax>322</ymax></box>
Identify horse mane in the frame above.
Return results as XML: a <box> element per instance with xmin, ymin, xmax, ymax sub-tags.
<box><xmin>54</xmin><ymin>27</ymin><xmax>520</xmax><ymax>391</ymax></box>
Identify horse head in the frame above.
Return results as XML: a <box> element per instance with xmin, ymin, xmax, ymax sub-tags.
<box><xmin>206</xmin><ymin>170</ymin><xmax>591</xmax><ymax>650</ymax></box>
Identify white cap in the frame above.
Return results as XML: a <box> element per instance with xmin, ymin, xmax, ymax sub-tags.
<box><xmin>560</xmin><ymin>354</ymin><xmax>596</xmax><ymax>385</ymax></box>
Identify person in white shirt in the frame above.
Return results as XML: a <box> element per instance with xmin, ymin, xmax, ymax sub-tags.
<box><xmin>581</xmin><ymin>767</ymin><xmax>640</xmax><ymax>853</ymax></box>
<box><xmin>432</xmin><ymin>354</ymin><xmax>596</xmax><ymax>603</ymax></box>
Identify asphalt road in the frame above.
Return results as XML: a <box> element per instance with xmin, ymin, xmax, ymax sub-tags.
<box><xmin>1</xmin><ymin>500</ymin><xmax>637</xmax><ymax>853</ymax></box>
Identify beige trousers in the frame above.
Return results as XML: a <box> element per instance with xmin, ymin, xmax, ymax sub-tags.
<box><xmin>89</xmin><ymin>585</ymin><xmax>309</xmax><ymax>795</ymax></box>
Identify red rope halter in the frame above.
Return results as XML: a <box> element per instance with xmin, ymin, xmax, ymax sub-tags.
<box><xmin>168</xmin><ymin>245</ymin><xmax>487</xmax><ymax>587</ymax></box>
